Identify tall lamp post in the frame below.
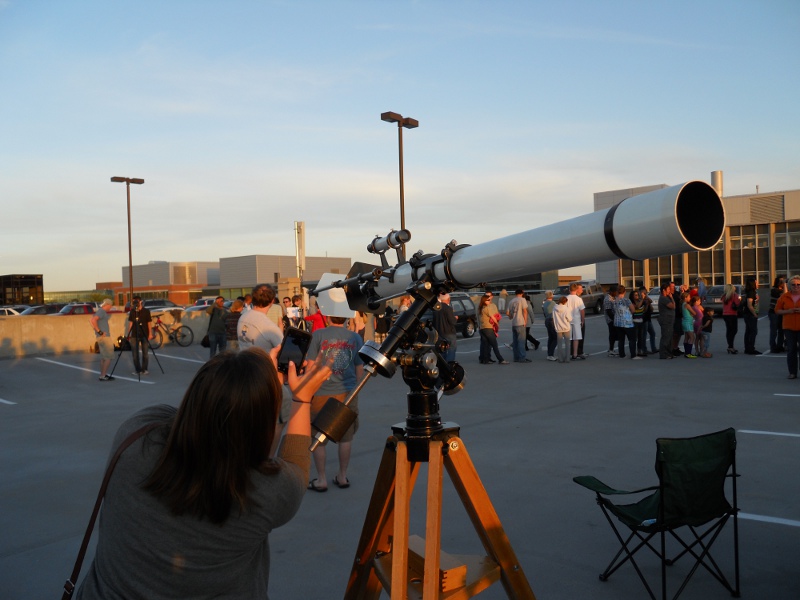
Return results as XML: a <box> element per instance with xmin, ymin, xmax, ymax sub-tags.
<box><xmin>110</xmin><ymin>176</ymin><xmax>145</xmax><ymax>307</ymax></box>
<box><xmin>381</xmin><ymin>111</ymin><xmax>418</xmax><ymax>259</ymax></box>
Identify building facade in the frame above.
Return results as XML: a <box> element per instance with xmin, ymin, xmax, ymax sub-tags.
<box><xmin>0</xmin><ymin>274</ymin><xmax>44</xmax><ymax>306</ymax></box>
<box><xmin>596</xmin><ymin>174</ymin><xmax>800</xmax><ymax>290</ymax></box>
<box><xmin>110</xmin><ymin>255</ymin><xmax>351</xmax><ymax>306</ymax></box>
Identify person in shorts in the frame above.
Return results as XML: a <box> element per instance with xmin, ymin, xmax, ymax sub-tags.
<box><xmin>90</xmin><ymin>299</ymin><xmax>116</xmax><ymax>381</ymax></box>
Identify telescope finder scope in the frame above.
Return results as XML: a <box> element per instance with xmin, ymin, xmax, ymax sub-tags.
<box><xmin>367</xmin><ymin>229</ymin><xmax>411</xmax><ymax>254</ymax></box>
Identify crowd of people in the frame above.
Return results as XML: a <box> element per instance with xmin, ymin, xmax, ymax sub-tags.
<box><xmin>478</xmin><ymin>276</ymin><xmax>800</xmax><ymax>380</ymax></box>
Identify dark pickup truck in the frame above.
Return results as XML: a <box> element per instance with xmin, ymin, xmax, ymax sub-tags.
<box><xmin>552</xmin><ymin>281</ymin><xmax>605</xmax><ymax>314</ymax></box>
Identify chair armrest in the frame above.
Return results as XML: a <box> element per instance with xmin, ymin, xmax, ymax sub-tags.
<box><xmin>573</xmin><ymin>475</ymin><xmax>658</xmax><ymax>496</ymax></box>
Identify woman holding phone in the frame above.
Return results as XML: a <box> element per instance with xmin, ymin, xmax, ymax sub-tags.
<box><xmin>76</xmin><ymin>348</ymin><xmax>331</xmax><ymax>599</ymax></box>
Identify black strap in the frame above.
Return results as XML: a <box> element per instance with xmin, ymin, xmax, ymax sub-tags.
<box><xmin>62</xmin><ymin>422</ymin><xmax>160</xmax><ymax>598</ymax></box>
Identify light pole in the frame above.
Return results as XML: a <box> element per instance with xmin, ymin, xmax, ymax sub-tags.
<box><xmin>110</xmin><ymin>176</ymin><xmax>145</xmax><ymax>308</ymax></box>
<box><xmin>381</xmin><ymin>111</ymin><xmax>418</xmax><ymax>259</ymax></box>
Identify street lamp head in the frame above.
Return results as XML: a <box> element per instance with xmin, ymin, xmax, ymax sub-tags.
<box><xmin>401</xmin><ymin>117</ymin><xmax>419</xmax><ymax>129</ymax></box>
<box><xmin>381</xmin><ymin>111</ymin><xmax>403</xmax><ymax>124</ymax></box>
<box><xmin>111</xmin><ymin>176</ymin><xmax>145</xmax><ymax>184</ymax></box>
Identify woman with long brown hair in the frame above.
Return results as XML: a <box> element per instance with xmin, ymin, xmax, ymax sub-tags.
<box><xmin>76</xmin><ymin>348</ymin><xmax>331</xmax><ymax>599</ymax></box>
<box><xmin>478</xmin><ymin>292</ymin><xmax>508</xmax><ymax>365</ymax></box>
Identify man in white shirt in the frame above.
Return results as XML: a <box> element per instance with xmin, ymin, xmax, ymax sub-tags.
<box><xmin>237</xmin><ymin>283</ymin><xmax>289</xmax><ymax>453</ymax></box>
<box><xmin>565</xmin><ymin>283</ymin><xmax>586</xmax><ymax>360</ymax></box>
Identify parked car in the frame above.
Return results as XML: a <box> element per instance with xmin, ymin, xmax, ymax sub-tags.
<box><xmin>647</xmin><ymin>287</ymin><xmax>661</xmax><ymax>316</ymax></box>
<box><xmin>553</xmin><ymin>280</ymin><xmax>605</xmax><ymax>314</ymax></box>
<box><xmin>421</xmin><ymin>292</ymin><xmax>477</xmax><ymax>338</ymax></box>
<box><xmin>52</xmin><ymin>303</ymin><xmax>95</xmax><ymax>315</ymax></box>
<box><xmin>20</xmin><ymin>304</ymin><xmax>63</xmax><ymax>315</ymax></box>
<box><xmin>702</xmin><ymin>285</ymin><xmax>743</xmax><ymax>316</ymax></box>
<box><xmin>0</xmin><ymin>307</ymin><xmax>21</xmax><ymax>316</ymax></box>
<box><xmin>183</xmin><ymin>305</ymin><xmax>209</xmax><ymax>313</ymax></box>
<box><xmin>124</xmin><ymin>299</ymin><xmax>182</xmax><ymax>312</ymax></box>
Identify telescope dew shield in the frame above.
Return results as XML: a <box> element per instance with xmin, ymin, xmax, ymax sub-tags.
<box><xmin>368</xmin><ymin>180</ymin><xmax>725</xmax><ymax>297</ymax></box>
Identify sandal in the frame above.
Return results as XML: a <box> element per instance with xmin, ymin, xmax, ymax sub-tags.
<box><xmin>333</xmin><ymin>476</ymin><xmax>350</xmax><ymax>489</ymax></box>
<box><xmin>307</xmin><ymin>479</ymin><xmax>327</xmax><ymax>492</ymax></box>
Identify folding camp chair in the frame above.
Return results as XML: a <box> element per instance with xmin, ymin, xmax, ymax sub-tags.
<box><xmin>573</xmin><ymin>427</ymin><xmax>740</xmax><ymax>600</ymax></box>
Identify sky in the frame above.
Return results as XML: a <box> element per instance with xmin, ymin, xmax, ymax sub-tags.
<box><xmin>1</xmin><ymin>0</ymin><xmax>798</xmax><ymax>292</ymax></box>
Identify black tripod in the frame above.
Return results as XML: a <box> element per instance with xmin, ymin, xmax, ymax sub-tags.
<box><xmin>109</xmin><ymin>308</ymin><xmax>163</xmax><ymax>380</ymax></box>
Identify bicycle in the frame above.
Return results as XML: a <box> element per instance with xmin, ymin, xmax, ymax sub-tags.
<box><xmin>150</xmin><ymin>314</ymin><xmax>194</xmax><ymax>349</ymax></box>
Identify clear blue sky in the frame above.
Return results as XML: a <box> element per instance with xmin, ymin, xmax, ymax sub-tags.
<box><xmin>2</xmin><ymin>0</ymin><xmax>798</xmax><ymax>292</ymax></box>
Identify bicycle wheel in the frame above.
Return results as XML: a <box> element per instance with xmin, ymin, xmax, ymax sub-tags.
<box><xmin>174</xmin><ymin>325</ymin><xmax>194</xmax><ymax>347</ymax></box>
<box><xmin>151</xmin><ymin>328</ymin><xmax>164</xmax><ymax>349</ymax></box>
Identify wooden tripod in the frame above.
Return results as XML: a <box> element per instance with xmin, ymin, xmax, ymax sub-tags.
<box><xmin>344</xmin><ymin>423</ymin><xmax>536</xmax><ymax>600</ymax></box>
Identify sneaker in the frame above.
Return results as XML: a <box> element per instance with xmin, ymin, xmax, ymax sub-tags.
<box><xmin>607</xmin><ymin>351</ymin><xmax>618</xmax><ymax>357</ymax></box>
<box><xmin>684</xmin><ymin>353</ymin><xmax>698</xmax><ymax>359</ymax></box>
<box><xmin>141</xmin><ymin>370</ymin><xmax>149</xmax><ymax>375</ymax></box>
<box><xmin>632</xmin><ymin>356</ymin><xmax>644</xmax><ymax>360</ymax></box>
<box><xmin>132</xmin><ymin>371</ymin><xmax>141</xmax><ymax>375</ymax></box>
<box><xmin>579</xmin><ymin>354</ymin><xmax>589</xmax><ymax>359</ymax></box>
<box><xmin>498</xmin><ymin>360</ymin><xmax>510</xmax><ymax>365</ymax></box>
<box><xmin>98</xmin><ymin>375</ymin><xmax>115</xmax><ymax>381</ymax></box>
<box><xmin>546</xmin><ymin>356</ymin><xmax>557</xmax><ymax>362</ymax></box>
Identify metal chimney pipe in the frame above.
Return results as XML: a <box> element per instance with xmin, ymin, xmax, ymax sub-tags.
<box><xmin>711</xmin><ymin>171</ymin><xmax>724</xmax><ymax>198</ymax></box>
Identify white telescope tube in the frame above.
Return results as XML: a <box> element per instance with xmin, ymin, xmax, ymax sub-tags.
<box><xmin>371</xmin><ymin>181</ymin><xmax>724</xmax><ymax>298</ymax></box>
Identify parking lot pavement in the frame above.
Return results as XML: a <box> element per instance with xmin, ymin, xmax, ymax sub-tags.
<box><xmin>2</xmin><ymin>314</ymin><xmax>799</xmax><ymax>599</ymax></box>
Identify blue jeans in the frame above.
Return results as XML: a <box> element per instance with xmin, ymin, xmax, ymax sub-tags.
<box><xmin>646</xmin><ymin>320</ymin><xmax>657</xmax><ymax>352</ymax></box>
<box><xmin>442</xmin><ymin>335</ymin><xmax>457</xmax><ymax>363</ymax></box>
<box><xmin>769</xmin><ymin>312</ymin><xmax>785</xmax><ymax>351</ymax></box>
<box><xmin>479</xmin><ymin>328</ymin><xmax>505</xmax><ymax>362</ymax></box>
<box><xmin>209</xmin><ymin>332</ymin><xmax>227</xmax><ymax>358</ymax></box>
<box><xmin>131</xmin><ymin>335</ymin><xmax>149</xmax><ymax>372</ymax></box>
<box><xmin>784</xmin><ymin>329</ymin><xmax>799</xmax><ymax>376</ymax></box>
<box><xmin>512</xmin><ymin>326</ymin><xmax>526</xmax><ymax>361</ymax></box>
<box><xmin>545</xmin><ymin>318</ymin><xmax>557</xmax><ymax>356</ymax></box>
<box><xmin>743</xmin><ymin>313</ymin><xmax>758</xmax><ymax>353</ymax></box>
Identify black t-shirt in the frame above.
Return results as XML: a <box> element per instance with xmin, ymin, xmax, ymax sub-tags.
<box><xmin>128</xmin><ymin>307</ymin><xmax>152</xmax><ymax>337</ymax></box>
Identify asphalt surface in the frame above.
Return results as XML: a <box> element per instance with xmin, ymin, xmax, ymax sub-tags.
<box><xmin>1</xmin><ymin>313</ymin><xmax>798</xmax><ymax>599</ymax></box>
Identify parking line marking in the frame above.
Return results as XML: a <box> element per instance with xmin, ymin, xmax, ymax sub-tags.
<box><xmin>153</xmin><ymin>354</ymin><xmax>204</xmax><ymax>364</ymax></box>
<box><xmin>774</xmin><ymin>393</ymin><xmax>800</xmax><ymax>397</ymax></box>
<box><xmin>35</xmin><ymin>358</ymin><xmax>156</xmax><ymax>384</ymax></box>
<box><xmin>738</xmin><ymin>429</ymin><xmax>800</xmax><ymax>438</ymax></box>
<box><xmin>0</xmin><ymin>398</ymin><xmax>16</xmax><ymax>405</ymax></box>
<box><xmin>739</xmin><ymin>513</ymin><xmax>800</xmax><ymax>528</ymax></box>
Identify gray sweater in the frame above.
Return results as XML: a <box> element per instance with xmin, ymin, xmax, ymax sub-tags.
<box><xmin>76</xmin><ymin>405</ymin><xmax>311</xmax><ymax>599</ymax></box>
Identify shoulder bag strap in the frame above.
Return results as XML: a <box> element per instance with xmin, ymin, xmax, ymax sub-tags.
<box><xmin>62</xmin><ymin>422</ymin><xmax>160</xmax><ymax>599</ymax></box>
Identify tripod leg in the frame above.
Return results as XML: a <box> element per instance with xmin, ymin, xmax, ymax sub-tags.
<box><xmin>345</xmin><ymin>437</ymin><xmax>419</xmax><ymax>600</ymax></box>
<box><xmin>423</xmin><ymin>439</ymin><xmax>443</xmax><ymax>599</ymax></box>
<box><xmin>391</xmin><ymin>441</ymin><xmax>411</xmax><ymax>600</ymax></box>
<box><xmin>145</xmin><ymin>336</ymin><xmax>165</xmax><ymax>374</ymax></box>
<box><xmin>444</xmin><ymin>436</ymin><xmax>536</xmax><ymax>600</ymax></box>
<box><xmin>108</xmin><ymin>347</ymin><xmax>124</xmax><ymax>377</ymax></box>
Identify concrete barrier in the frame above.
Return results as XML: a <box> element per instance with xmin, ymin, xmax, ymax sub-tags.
<box><xmin>0</xmin><ymin>311</ymin><xmax>211</xmax><ymax>359</ymax></box>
